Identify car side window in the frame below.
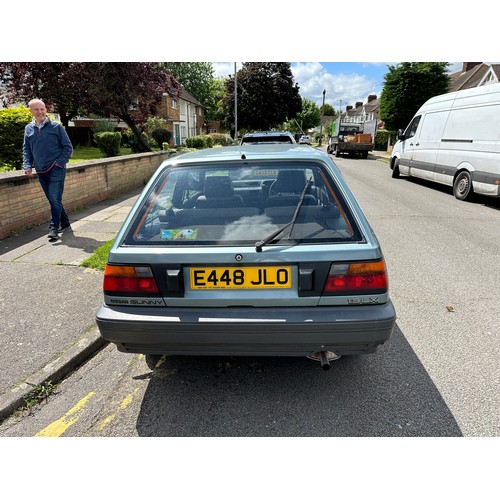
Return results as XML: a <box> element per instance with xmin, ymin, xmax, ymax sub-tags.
<box><xmin>405</xmin><ymin>115</ymin><xmax>422</xmax><ymax>139</ymax></box>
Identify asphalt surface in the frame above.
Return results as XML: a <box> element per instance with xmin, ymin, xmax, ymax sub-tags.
<box><xmin>0</xmin><ymin>189</ymin><xmax>141</xmax><ymax>421</ymax></box>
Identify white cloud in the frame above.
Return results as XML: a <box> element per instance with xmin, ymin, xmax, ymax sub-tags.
<box><xmin>212</xmin><ymin>62</ymin><xmax>381</xmax><ymax>110</ymax></box>
<box><xmin>291</xmin><ymin>63</ymin><xmax>379</xmax><ymax>109</ymax></box>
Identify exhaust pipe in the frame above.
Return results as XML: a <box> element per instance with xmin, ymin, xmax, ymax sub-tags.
<box><xmin>319</xmin><ymin>351</ymin><xmax>331</xmax><ymax>370</ymax></box>
<box><xmin>307</xmin><ymin>351</ymin><xmax>341</xmax><ymax>370</ymax></box>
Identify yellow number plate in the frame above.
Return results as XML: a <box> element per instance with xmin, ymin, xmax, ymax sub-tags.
<box><xmin>190</xmin><ymin>266</ymin><xmax>292</xmax><ymax>289</ymax></box>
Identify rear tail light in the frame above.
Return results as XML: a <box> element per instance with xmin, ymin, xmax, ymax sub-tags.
<box><xmin>323</xmin><ymin>260</ymin><xmax>388</xmax><ymax>294</ymax></box>
<box><xmin>103</xmin><ymin>265</ymin><xmax>160</xmax><ymax>294</ymax></box>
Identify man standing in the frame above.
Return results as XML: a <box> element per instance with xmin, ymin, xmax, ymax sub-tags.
<box><xmin>23</xmin><ymin>99</ymin><xmax>73</xmax><ymax>241</ymax></box>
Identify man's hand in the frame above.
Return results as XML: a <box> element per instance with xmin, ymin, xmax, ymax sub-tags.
<box><xmin>24</xmin><ymin>168</ymin><xmax>33</xmax><ymax>176</ymax></box>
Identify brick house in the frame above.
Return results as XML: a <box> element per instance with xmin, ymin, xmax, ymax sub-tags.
<box><xmin>68</xmin><ymin>85</ymin><xmax>211</xmax><ymax>147</ymax></box>
<box><xmin>342</xmin><ymin>94</ymin><xmax>380</xmax><ymax>125</ymax></box>
<box><xmin>157</xmin><ymin>86</ymin><xmax>206</xmax><ymax>146</ymax></box>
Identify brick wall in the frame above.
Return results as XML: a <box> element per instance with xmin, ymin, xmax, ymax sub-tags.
<box><xmin>0</xmin><ymin>151</ymin><xmax>171</xmax><ymax>240</ymax></box>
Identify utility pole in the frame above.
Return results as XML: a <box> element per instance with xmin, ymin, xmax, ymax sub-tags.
<box><xmin>319</xmin><ymin>89</ymin><xmax>326</xmax><ymax>146</ymax></box>
<box><xmin>234</xmin><ymin>62</ymin><xmax>238</xmax><ymax>141</ymax></box>
<box><xmin>338</xmin><ymin>99</ymin><xmax>342</xmax><ymax>134</ymax></box>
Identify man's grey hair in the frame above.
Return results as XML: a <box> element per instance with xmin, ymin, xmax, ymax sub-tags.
<box><xmin>28</xmin><ymin>99</ymin><xmax>45</xmax><ymax>108</ymax></box>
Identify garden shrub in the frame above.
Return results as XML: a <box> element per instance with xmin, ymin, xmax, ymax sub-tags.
<box><xmin>0</xmin><ymin>106</ymin><xmax>33</xmax><ymax>169</ymax></box>
<box><xmin>126</xmin><ymin>131</ymin><xmax>151</xmax><ymax>153</ymax></box>
<box><xmin>152</xmin><ymin>127</ymin><xmax>171</xmax><ymax>149</ymax></box>
<box><xmin>93</xmin><ymin>131</ymin><xmax>122</xmax><ymax>157</ymax></box>
<box><xmin>207</xmin><ymin>133</ymin><xmax>233</xmax><ymax>146</ymax></box>
<box><xmin>185</xmin><ymin>135</ymin><xmax>208</xmax><ymax>149</ymax></box>
<box><xmin>374</xmin><ymin>130</ymin><xmax>394</xmax><ymax>151</ymax></box>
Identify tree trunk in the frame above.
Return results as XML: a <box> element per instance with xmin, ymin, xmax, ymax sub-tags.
<box><xmin>119</xmin><ymin>115</ymin><xmax>152</xmax><ymax>152</ymax></box>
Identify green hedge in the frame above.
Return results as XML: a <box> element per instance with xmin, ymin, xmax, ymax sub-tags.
<box><xmin>374</xmin><ymin>130</ymin><xmax>395</xmax><ymax>151</ymax></box>
<box><xmin>93</xmin><ymin>131</ymin><xmax>122</xmax><ymax>157</ymax></box>
<box><xmin>185</xmin><ymin>133</ymin><xmax>233</xmax><ymax>149</ymax></box>
<box><xmin>0</xmin><ymin>106</ymin><xmax>33</xmax><ymax>169</ymax></box>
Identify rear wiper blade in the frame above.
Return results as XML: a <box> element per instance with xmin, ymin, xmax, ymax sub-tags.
<box><xmin>255</xmin><ymin>176</ymin><xmax>313</xmax><ymax>252</ymax></box>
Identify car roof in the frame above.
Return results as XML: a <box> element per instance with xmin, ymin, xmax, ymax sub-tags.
<box><xmin>240</xmin><ymin>131</ymin><xmax>296</xmax><ymax>144</ymax></box>
<box><xmin>166</xmin><ymin>144</ymin><xmax>327</xmax><ymax>165</ymax></box>
<box><xmin>242</xmin><ymin>131</ymin><xmax>293</xmax><ymax>137</ymax></box>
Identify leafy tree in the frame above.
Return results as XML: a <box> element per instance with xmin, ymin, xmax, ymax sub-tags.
<box><xmin>161</xmin><ymin>62</ymin><xmax>213</xmax><ymax>104</ymax></box>
<box><xmin>83</xmin><ymin>63</ymin><xmax>180</xmax><ymax>152</ymax></box>
<box><xmin>321</xmin><ymin>103</ymin><xmax>336</xmax><ymax>116</ymax></box>
<box><xmin>0</xmin><ymin>62</ymin><xmax>90</xmax><ymax>128</ymax></box>
<box><xmin>286</xmin><ymin>98</ymin><xmax>321</xmax><ymax>133</ymax></box>
<box><xmin>0</xmin><ymin>62</ymin><xmax>181</xmax><ymax>151</ymax></box>
<box><xmin>379</xmin><ymin>62</ymin><xmax>450</xmax><ymax>131</ymax></box>
<box><xmin>223</xmin><ymin>62</ymin><xmax>302</xmax><ymax>133</ymax></box>
<box><xmin>205</xmin><ymin>77</ymin><xmax>226</xmax><ymax>122</ymax></box>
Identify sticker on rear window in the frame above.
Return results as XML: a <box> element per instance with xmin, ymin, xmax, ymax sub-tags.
<box><xmin>161</xmin><ymin>229</ymin><xmax>198</xmax><ymax>240</ymax></box>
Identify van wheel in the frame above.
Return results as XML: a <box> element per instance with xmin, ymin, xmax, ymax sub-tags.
<box><xmin>453</xmin><ymin>171</ymin><xmax>474</xmax><ymax>201</ymax></box>
<box><xmin>391</xmin><ymin>159</ymin><xmax>400</xmax><ymax>178</ymax></box>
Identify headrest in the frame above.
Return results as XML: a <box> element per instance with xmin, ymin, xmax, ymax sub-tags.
<box><xmin>274</xmin><ymin>170</ymin><xmax>307</xmax><ymax>194</ymax></box>
<box><xmin>204</xmin><ymin>176</ymin><xmax>234</xmax><ymax>198</ymax></box>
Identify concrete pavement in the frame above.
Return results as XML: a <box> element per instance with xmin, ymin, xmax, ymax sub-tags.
<box><xmin>0</xmin><ymin>189</ymin><xmax>140</xmax><ymax>421</ymax></box>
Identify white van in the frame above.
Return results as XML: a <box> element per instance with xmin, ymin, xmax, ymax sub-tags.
<box><xmin>390</xmin><ymin>82</ymin><xmax>500</xmax><ymax>200</ymax></box>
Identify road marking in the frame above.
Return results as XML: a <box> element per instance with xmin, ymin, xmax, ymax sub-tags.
<box><xmin>34</xmin><ymin>392</ymin><xmax>95</xmax><ymax>437</ymax></box>
<box><xmin>96</xmin><ymin>388</ymin><xmax>139</xmax><ymax>431</ymax></box>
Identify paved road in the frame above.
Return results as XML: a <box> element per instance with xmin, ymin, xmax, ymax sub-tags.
<box><xmin>1</xmin><ymin>156</ymin><xmax>498</xmax><ymax>439</ymax></box>
<box><xmin>335</xmin><ymin>155</ymin><xmax>500</xmax><ymax>437</ymax></box>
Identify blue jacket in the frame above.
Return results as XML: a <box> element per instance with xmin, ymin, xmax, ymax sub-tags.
<box><xmin>23</xmin><ymin>119</ymin><xmax>73</xmax><ymax>173</ymax></box>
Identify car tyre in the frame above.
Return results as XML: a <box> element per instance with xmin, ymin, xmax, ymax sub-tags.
<box><xmin>391</xmin><ymin>158</ymin><xmax>400</xmax><ymax>178</ymax></box>
<box><xmin>453</xmin><ymin>170</ymin><xmax>474</xmax><ymax>201</ymax></box>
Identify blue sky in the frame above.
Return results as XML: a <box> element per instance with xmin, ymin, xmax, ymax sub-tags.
<box><xmin>212</xmin><ymin>62</ymin><xmax>465</xmax><ymax>112</ymax></box>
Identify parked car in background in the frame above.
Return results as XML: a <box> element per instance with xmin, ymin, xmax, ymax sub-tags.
<box><xmin>96</xmin><ymin>144</ymin><xmax>396</xmax><ymax>369</ymax></box>
<box><xmin>240</xmin><ymin>131</ymin><xmax>295</xmax><ymax>145</ymax></box>
<box><xmin>299</xmin><ymin>135</ymin><xmax>312</xmax><ymax>145</ymax></box>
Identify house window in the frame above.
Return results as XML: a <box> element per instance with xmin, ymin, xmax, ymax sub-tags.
<box><xmin>209</xmin><ymin>128</ymin><xmax>217</xmax><ymax>134</ymax></box>
<box><xmin>171</xmin><ymin>99</ymin><xmax>177</xmax><ymax>109</ymax></box>
<box><xmin>128</xmin><ymin>98</ymin><xmax>139</xmax><ymax>111</ymax></box>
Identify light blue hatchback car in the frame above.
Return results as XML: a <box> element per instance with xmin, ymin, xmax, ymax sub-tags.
<box><xmin>96</xmin><ymin>144</ymin><xmax>396</xmax><ymax>369</ymax></box>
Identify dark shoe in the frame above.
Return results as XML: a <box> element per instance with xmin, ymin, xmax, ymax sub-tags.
<box><xmin>58</xmin><ymin>222</ymin><xmax>71</xmax><ymax>233</ymax></box>
<box><xmin>48</xmin><ymin>228</ymin><xmax>59</xmax><ymax>240</ymax></box>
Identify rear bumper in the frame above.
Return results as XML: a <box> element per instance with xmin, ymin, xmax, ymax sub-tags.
<box><xmin>96</xmin><ymin>302</ymin><xmax>396</xmax><ymax>357</ymax></box>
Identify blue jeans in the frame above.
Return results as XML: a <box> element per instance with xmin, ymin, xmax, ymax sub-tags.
<box><xmin>37</xmin><ymin>165</ymin><xmax>70</xmax><ymax>230</ymax></box>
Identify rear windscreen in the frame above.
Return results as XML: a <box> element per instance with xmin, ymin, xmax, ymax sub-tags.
<box><xmin>125</xmin><ymin>161</ymin><xmax>362</xmax><ymax>246</ymax></box>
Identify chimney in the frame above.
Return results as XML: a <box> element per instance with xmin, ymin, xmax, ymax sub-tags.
<box><xmin>355</xmin><ymin>101</ymin><xmax>363</xmax><ymax>108</ymax></box>
<box><xmin>367</xmin><ymin>94</ymin><xmax>377</xmax><ymax>103</ymax></box>
<box><xmin>462</xmin><ymin>62</ymin><xmax>482</xmax><ymax>72</ymax></box>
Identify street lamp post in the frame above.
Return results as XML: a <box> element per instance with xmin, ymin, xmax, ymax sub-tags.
<box><xmin>319</xmin><ymin>89</ymin><xmax>326</xmax><ymax>146</ymax></box>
